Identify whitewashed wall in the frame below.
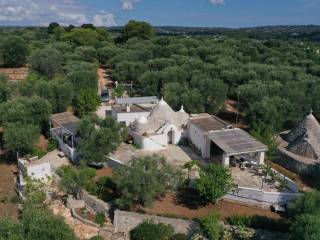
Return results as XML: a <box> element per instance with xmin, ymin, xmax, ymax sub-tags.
<box><xmin>224</xmin><ymin>186</ymin><xmax>299</xmax><ymax>206</ymax></box>
<box><xmin>188</xmin><ymin>123</ymin><xmax>207</xmax><ymax>157</ymax></box>
<box><xmin>112</xmin><ymin>109</ymin><xmax>150</xmax><ymax>126</ymax></box>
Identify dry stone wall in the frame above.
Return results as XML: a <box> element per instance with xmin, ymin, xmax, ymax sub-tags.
<box><xmin>113</xmin><ymin>210</ymin><xmax>199</xmax><ymax>235</ymax></box>
<box><xmin>80</xmin><ymin>190</ymin><xmax>114</xmax><ymax>217</ymax></box>
<box><xmin>276</xmin><ymin>147</ymin><xmax>320</xmax><ymax>176</ymax></box>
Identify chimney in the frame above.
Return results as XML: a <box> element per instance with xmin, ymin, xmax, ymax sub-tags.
<box><xmin>126</xmin><ymin>104</ymin><xmax>131</xmax><ymax>112</ymax></box>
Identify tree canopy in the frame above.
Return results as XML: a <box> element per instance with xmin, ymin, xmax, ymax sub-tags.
<box><xmin>30</xmin><ymin>47</ymin><xmax>63</xmax><ymax>79</ymax></box>
<box><xmin>130</xmin><ymin>221</ymin><xmax>175</xmax><ymax>240</ymax></box>
<box><xmin>196</xmin><ymin>163</ymin><xmax>234</xmax><ymax>204</ymax></box>
<box><xmin>78</xmin><ymin>116</ymin><xmax>127</xmax><ymax>163</ymax></box>
<box><xmin>1</xmin><ymin>36</ymin><xmax>27</xmax><ymax>67</ymax></box>
<box><xmin>122</xmin><ymin>20</ymin><xmax>155</xmax><ymax>41</ymax></box>
<box><xmin>114</xmin><ymin>155</ymin><xmax>183</xmax><ymax>210</ymax></box>
<box><xmin>288</xmin><ymin>191</ymin><xmax>320</xmax><ymax>240</ymax></box>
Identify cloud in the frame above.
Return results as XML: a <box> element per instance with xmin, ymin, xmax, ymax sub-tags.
<box><xmin>0</xmin><ymin>0</ymin><xmax>39</xmax><ymax>22</ymax></box>
<box><xmin>210</xmin><ymin>0</ymin><xmax>225</xmax><ymax>5</ymax></box>
<box><xmin>121</xmin><ymin>0</ymin><xmax>140</xmax><ymax>11</ymax></box>
<box><xmin>0</xmin><ymin>0</ymin><xmax>117</xmax><ymax>26</ymax></box>
<box><xmin>93</xmin><ymin>11</ymin><xmax>117</xmax><ymax>27</ymax></box>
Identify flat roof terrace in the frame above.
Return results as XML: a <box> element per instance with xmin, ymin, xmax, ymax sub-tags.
<box><xmin>116</xmin><ymin>96</ymin><xmax>158</xmax><ymax>105</ymax></box>
<box><xmin>50</xmin><ymin>112</ymin><xmax>80</xmax><ymax>135</ymax></box>
<box><xmin>189</xmin><ymin>114</ymin><xmax>231</xmax><ymax>132</ymax></box>
<box><xmin>112</xmin><ymin>104</ymin><xmax>153</xmax><ymax>113</ymax></box>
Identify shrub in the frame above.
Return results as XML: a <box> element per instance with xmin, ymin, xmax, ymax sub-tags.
<box><xmin>290</xmin><ymin>213</ymin><xmax>320</xmax><ymax>240</ymax></box>
<box><xmin>93</xmin><ymin>176</ymin><xmax>117</xmax><ymax>202</ymax></box>
<box><xmin>227</xmin><ymin>215</ymin><xmax>251</xmax><ymax>227</ymax></box>
<box><xmin>89</xmin><ymin>236</ymin><xmax>104</xmax><ymax>240</ymax></box>
<box><xmin>47</xmin><ymin>138</ymin><xmax>58</xmax><ymax>152</ymax></box>
<box><xmin>196</xmin><ymin>163</ymin><xmax>233</xmax><ymax>204</ymax></box>
<box><xmin>250</xmin><ymin>216</ymin><xmax>290</xmax><ymax>232</ymax></box>
<box><xmin>232</xmin><ymin>225</ymin><xmax>254</xmax><ymax>240</ymax></box>
<box><xmin>130</xmin><ymin>221</ymin><xmax>174</xmax><ymax>240</ymax></box>
<box><xmin>31</xmin><ymin>148</ymin><xmax>47</xmax><ymax>158</ymax></box>
<box><xmin>287</xmin><ymin>191</ymin><xmax>320</xmax><ymax>217</ymax></box>
<box><xmin>199</xmin><ymin>212</ymin><xmax>223</xmax><ymax>240</ymax></box>
<box><xmin>170</xmin><ymin>233</ymin><xmax>187</xmax><ymax>240</ymax></box>
<box><xmin>227</xmin><ymin>214</ymin><xmax>290</xmax><ymax>233</ymax></box>
<box><xmin>95</xmin><ymin>213</ymin><xmax>105</xmax><ymax>226</ymax></box>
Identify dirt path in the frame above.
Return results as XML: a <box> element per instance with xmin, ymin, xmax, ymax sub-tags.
<box><xmin>98</xmin><ymin>68</ymin><xmax>107</xmax><ymax>94</ymax></box>
<box><xmin>143</xmin><ymin>193</ymin><xmax>280</xmax><ymax>220</ymax></box>
<box><xmin>218</xmin><ymin>100</ymin><xmax>247</xmax><ymax>128</ymax></box>
<box><xmin>0</xmin><ymin>162</ymin><xmax>19</xmax><ymax>219</ymax></box>
<box><xmin>98</xmin><ymin>68</ymin><xmax>113</xmax><ymax>93</ymax></box>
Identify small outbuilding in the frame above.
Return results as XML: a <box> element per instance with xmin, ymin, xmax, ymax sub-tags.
<box><xmin>111</xmin><ymin>96</ymin><xmax>158</xmax><ymax>126</ymax></box>
<box><xmin>188</xmin><ymin>114</ymin><xmax>267</xmax><ymax>166</ymax></box>
<box><xmin>17</xmin><ymin>155</ymin><xmax>52</xmax><ymax>199</ymax></box>
<box><xmin>50</xmin><ymin>112</ymin><xmax>80</xmax><ymax>162</ymax></box>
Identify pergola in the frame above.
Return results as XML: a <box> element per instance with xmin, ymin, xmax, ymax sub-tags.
<box><xmin>207</xmin><ymin>128</ymin><xmax>268</xmax><ymax>166</ymax></box>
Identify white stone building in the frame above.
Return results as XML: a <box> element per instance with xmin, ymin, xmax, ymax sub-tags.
<box><xmin>17</xmin><ymin>156</ymin><xmax>52</xmax><ymax>199</ymax></box>
<box><xmin>129</xmin><ymin>98</ymin><xmax>189</xmax><ymax>150</ymax></box>
<box><xmin>50</xmin><ymin>112</ymin><xmax>80</xmax><ymax>162</ymax></box>
<box><xmin>188</xmin><ymin>114</ymin><xmax>267</xmax><ymax>166</ymax></box>
<box><xmin>128</xmin><ymin>99</ymin><xmax>267</xmax><ymax>166</ymax></box>
<box><xmin>111</xmin><ymin>96</ymin><xmax>158</xmax><ymax>126</ymax></box>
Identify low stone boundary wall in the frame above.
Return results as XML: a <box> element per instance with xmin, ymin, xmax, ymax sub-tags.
<box><xmin>113</xmin><ymin>210</ymin><xmax>199</xmax><ymax>235</ymax></box>
<box><xmin>224</xmin><ymin>187</ymin><xmax>299</xmax><ymax>206</ymax></box>
<box><xmin>80</xmin><ymin>189</ymin><xmax>114</xmax><ymax>217</ymax></box>
<box><xmin>276</xmin><ymin>147</ymin><xmax>318</xmax><ymax>175</ymax></box>
<box><xmin>106</xmin><ymin>156</ymin><xmax>125</xmax><ymax>170</ymax></box>
<box><xmin>270</xmin><ymin>167</ymin><xmax>299</xmax><ymax>193</ymax></box>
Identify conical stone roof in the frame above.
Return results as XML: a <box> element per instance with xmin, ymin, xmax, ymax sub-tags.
<box><xmin>287</xmin><ymin>111</ymin><xmax>320</xmax><ymax>159</ymax></box>
<box><xmin>148</xmin><ymin>97</ymin><xmax>176</xmax><ymax>124</ymax></box>
<box><xmin>130</xmin><ymin>98</ymin><xmax>189</xmax><ymax>134</ymax></box>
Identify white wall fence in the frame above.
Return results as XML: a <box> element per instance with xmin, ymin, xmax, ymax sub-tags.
<box><xmin>270</xmin><ymin>168</ymin><xmax>299</xmax><ymax>193</ymax></box>
<box><xmin>224</xmin><ymin>186</ymin><xmax>299</xmax><ymax>206</ymax></box>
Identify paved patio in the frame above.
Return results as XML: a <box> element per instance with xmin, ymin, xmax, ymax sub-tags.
<box><xmin>110</xmin><ymin>144</ymin><xmax>202</xmax><ymax>167</ymax></box>
<box><xmin>231</xmin><ymin>166</ymin><xmax>282</xmax><ymax>192</ymax></box>
<box><xmin>42</xmin><ymin>150</ymin><xmax>71</xmax><ymax>172</ymax></box>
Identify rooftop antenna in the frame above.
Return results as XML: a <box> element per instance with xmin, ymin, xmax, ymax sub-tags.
<box><xmin>236</xmin><ymin>91</ymin><xmax>240</xmax><ymax>126</ymax></box>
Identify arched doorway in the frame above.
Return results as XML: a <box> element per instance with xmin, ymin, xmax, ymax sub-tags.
<box><xmin>167</xmin><ymin>129</ymin><xmax>174</xmax><ymax>144</ymax></box>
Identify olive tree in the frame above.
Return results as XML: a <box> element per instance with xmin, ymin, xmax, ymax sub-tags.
<box><xmin>78</xmin><ymin>116</ymin><xmax>127</xmax><ymax>163</ymax></box>
<box><xmin>196</xmin><ymin>163</ymin><xmax>234</xmax><ymax>204</ymax></box>
<box><xmin>1</xmin><ymin>36</ymin><xmax>27</xmax><ymax>67</ymax></box>
<box><xmin>114</xmin><ymin>155</ymin><xmax>183</xmax><ymax>210</ymax></box>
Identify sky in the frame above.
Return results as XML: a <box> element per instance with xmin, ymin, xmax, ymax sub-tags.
<box><xmin>0</xmin><ymin>0</ymin><xmax>319</xmax><ymax>28</ymax></box>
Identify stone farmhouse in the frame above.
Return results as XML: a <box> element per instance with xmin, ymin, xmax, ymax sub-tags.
<box><xmin>49</xmin><ymin>98</ymin><xmax>267</xmax><ymax>168</ymax></box>
<box><xmin>112</xmin><ymin>97</ymin><xmax>267</xmax><ymax>167</ymax></box>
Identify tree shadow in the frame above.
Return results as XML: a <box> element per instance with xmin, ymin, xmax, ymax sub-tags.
<box><xmin>174</xmin><ymin>189</ymin><xmax>208</xmax><ymax>210</ymax></box>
